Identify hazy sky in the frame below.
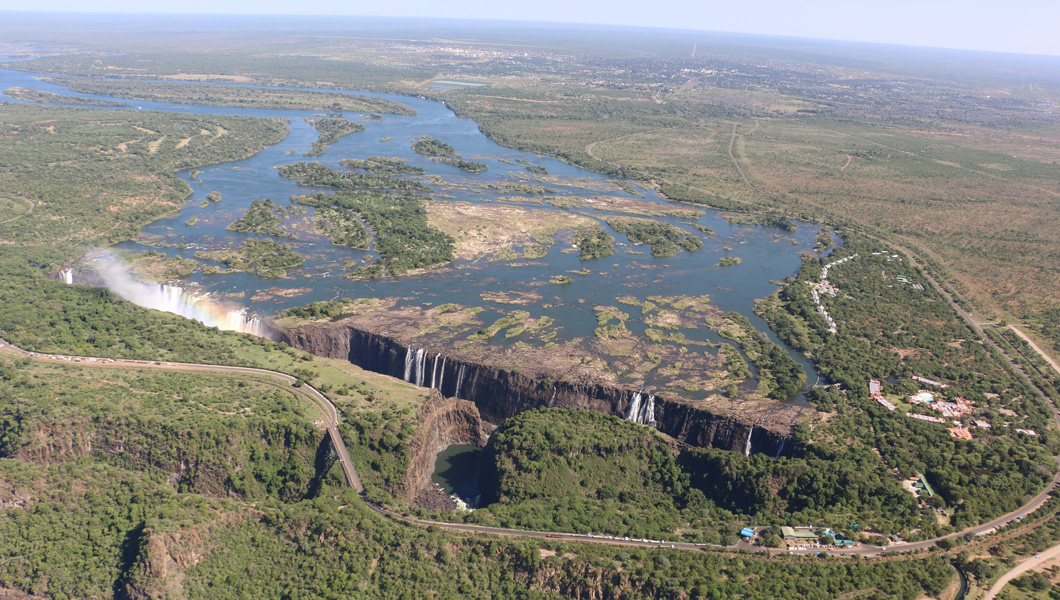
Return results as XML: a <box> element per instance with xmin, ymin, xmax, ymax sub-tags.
<box><xmin>3</xmin><ymin>0</ymin><xmax>1059</xmax><ymax>56</ymax></box>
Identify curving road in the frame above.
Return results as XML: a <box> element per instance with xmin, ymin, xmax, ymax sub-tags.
<box><xmin>983</xmin><ymin>541</ymin><xmax>1060</xmax><ymax>600</ymax></box>
<box><xmin>0</xmin><ymin>338</ymin><xmax>363</xmax><ymax>492</ymax></box>
<box><xmin>2</xmin><ymin>336</ymin><xmax>1057</xmax><ymax>559</ymax></box>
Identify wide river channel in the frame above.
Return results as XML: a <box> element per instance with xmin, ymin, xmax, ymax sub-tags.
<box><xmin>0</xmin><ymin>58</ymin><xmax>829</xmax><ymax>400</ymax></box>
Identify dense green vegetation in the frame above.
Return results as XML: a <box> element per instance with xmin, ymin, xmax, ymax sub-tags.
<box><xmin>278</xmin><ymin>161</ymin><xmax>428</xmax><ymax>191</ymax></box>
<box><xmin>604</xmin><ymin>217</ymin><xmax>701</xmax><ymax>257</ymax></box>
<box><xmin>720</xmin><ymin>312</ymin><xmax>806</xmax><ymax>400</ymax></box>
<box><xmin>0</xmin><ymin>104</ymin><xmax>287</xmax><ymax>246</ymax></box>
<box><xmin>458</xmin><ymin>408</ymin><xmax>940</xmax><ymax>543</ymax></box>
<box><xmin>340</xmin><ymin>156</ymin><xmax>425</xmax><ymax>175</ymax></box>
<box><xmin>196</xmin><ymin>238</ymin><xmax>305</xmax><ymax>278</ymax></box>
<box><xmin>576</xmin><ymin>227</ymin><xmax>615</xmax><ymax>260</ymax></box>
<box><xmin>293</xmin><ymin>191</ymin><xmax>454</xmax><ymax>276</ymax></box>
<box><xmin>304</xmin><ymin>116</ymin><xmax>365</xmax><ymax>156</ymax></box>
<box><xmin>278</xmin><ymin>299</ymin><xmax>356</xmax><ymax>321</ymax></box>
<box><xmin>41</xmin><ymin>76</ymin><xmax>417</xmax><ymax>114</ymax></box>
<box><xmin>757</xmin><ymin>237</ymin><xmax>1059</xmax><ymax>529</ymax></box>
<box><xmin>314</xmin><ymin>206</ymin><xmax>370</xmax><ymax>249</ymax></box>
<box><xmin>412</xmin><ymin>136</ymin><xmax>458</xmax><ymax>157</ymax></box>
<box><xmin>431</xmin><ymin>156</ymin><xmax>488</xmax><ymax>172</ymax></box>
<box><xmin>226</xmin><ymin>198</ymin><xmax>292</xmax><ymax>237</ymax></box>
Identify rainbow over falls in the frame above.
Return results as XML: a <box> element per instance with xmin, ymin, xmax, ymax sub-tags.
<box><xmin>69</xmin><ymin>255</ymin><xmax>273</xmax><ymax>338</ymax></box>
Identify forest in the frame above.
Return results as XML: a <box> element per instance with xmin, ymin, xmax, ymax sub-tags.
<box><xmin>293</xmin><ymin>191</ymin><xmax>454</xmax><ymax>276</ymax></box>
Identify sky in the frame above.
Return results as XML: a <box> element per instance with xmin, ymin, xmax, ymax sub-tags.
<box><xmin>2</xmin><ymin>0</ymin><xmax>1059</xmax><ymax>56</ymax></box>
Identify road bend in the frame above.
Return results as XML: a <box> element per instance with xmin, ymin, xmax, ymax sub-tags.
<box><xmin>982</xmin><ymin>541</ymin><xmax>1060</xmax><ymax>600</ymax></box>
<box><xmin>1</xmin><ymin>337</ymin><xmax>1057</xmax><ymax>559</ymax></box>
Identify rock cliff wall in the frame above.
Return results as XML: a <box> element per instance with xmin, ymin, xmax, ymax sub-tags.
<box><xmin>399</xmin><ymin>391</ymin><xmax>492</xmax><ymax>506</ymax></box>
<box><xmin>280</xmin><ymin>323</ymin><xmax>794</xmax><ymax>458</ymax></box>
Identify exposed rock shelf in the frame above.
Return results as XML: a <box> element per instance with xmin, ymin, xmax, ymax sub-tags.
<box><xmin>280</xmin><ymin>321</ymin><xmax>811</xmax><ymax>458</ymax></box>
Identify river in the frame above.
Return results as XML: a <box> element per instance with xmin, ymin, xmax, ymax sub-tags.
<box><xmin>0</xmin><ymin>58</ymin><xmax>828</xmax><ymax>402</ymax></box>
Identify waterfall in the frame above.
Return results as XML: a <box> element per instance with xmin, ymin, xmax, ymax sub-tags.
<box><xmin>415</xmin><ymin>348</ymin><xmax>427</xmax><ymax>387</ymax></box>
<box><xmin>548</xmin><ymin>386</ymin><xmax>557</xmax><ymax>408</ymax></box>
<box><xmin>431</xmin><ymin>355</ymin><xmax>439</xmax><ymax>389</ymax></box>
<box><xmin>92</xmin><ymin>258</ymin><xmax>271</xmax><ymax>337</ymax></box>
<box><xmin>625</xmin><ymin>392</ymin><xmax>657</xmax><ymax>428</ymax></box>
<box><xmin>60</xmin><ymin>268</ymin><xmax>73</xmax><ymax>285</ymax></box>
<box><xmin>437</xmin><ymin>356</ymin><xmax>446</xmax><ymax>394</ymax></box>
<box><xmin>455</xmin><ymin>364</ymin><xmax>466</xmax><ymax>399</ymax></box>
<box><xmin>643</xmin><ymin>394</ymin><xmax>657</xmax><ymax>428</ymax></box>
<box><xmin>403</xmin><ymin>346</ymin><xmax>414</xmax><ymax>382</ymax></box>
<box><xmin>625</xmin><ymin>392</ymin><xmax>642</xmax><ymax>422</ymax></box>
<box><xmin>774</xmin><ymin>437</ymin><xmax>787</xmax><ymax>460</ymax></box>
<box><xmin>744</xmin><ymin>427</ymin><xmax>754</xmax><ymax>457</ymax></box>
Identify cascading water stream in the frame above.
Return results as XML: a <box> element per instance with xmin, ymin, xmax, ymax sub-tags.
<box><xmin>415</xmin><ymin>348</ymin><xmax>427</xmax><ymax>387</ymax></box>
<box><xmin>437</xmin><ymin>356</ymin><xmax>446</xmax><ymax>393</ymax></box>
<box><xmin>404</xmin><ymin>346</ymin><xmax>414</xmax><ymax>382</ymax></box>
<box><xmin>625</xmin><ymin>391</ymin><xmax>657</xmax><ymax>428</ymax></box>
<box><xmin>626</xmin><ymin>392</ymin><xmax>642</xmax><ymax>422</ymax></box>
<box><xmin>431</xmin><ymin>354</ymin><xmax>439</xmax><ymax>389</ymax></box>
<box><xmin>744</xmin><ymin>427</ymin><xmax>754</xmax><ymax>456</ymax></box>
<box><xmin>774</xmin><ymin>437</ymin><xmax>786</xmax><ymax>460</ymax></box>
<box><xmin>455</xmin><ymin>364</ymin><xmax>466</xmax><ymax>399</ymax></box>
<box><xmin>60</xmin><ymin>268</ymin><xmax>73</xmax><ymax>285</ymax></box>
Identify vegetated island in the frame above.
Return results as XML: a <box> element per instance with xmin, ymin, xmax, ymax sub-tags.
<box><xmin>3</xmin><ymin>87</ymin><xmax>129</xmax><ymax>107</ymax></box>
<box><xmin>412</xmin><ymin>135</ymin><xmax>458</xmax><ymax>157</ymax></box>
<box><xmin>41</xmin><ymin>76</ymin><xmax>417</xmax><ymax>114</ymax></box>
<box><xmin>305</xmin><ymin>116</ymin><xmax>364</xmax><ymax>156</ymax></box>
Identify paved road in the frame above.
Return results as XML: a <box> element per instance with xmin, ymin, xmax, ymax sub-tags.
<box><xmin>983</xmin><ymin>541</ymin><xmax>1060</xmax><ymax>600</ymax></box>
<box><xmin>3</xmin><ymin>337</ymin><xmax>1056</xmax><ymax>560</ymax></box>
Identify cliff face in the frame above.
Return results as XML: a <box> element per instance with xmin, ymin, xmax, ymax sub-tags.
<box><xmin>399</xmin><ymin>391</ymin><xmax>492</xmax><ymax>505</ymax></box>
<box><xmin>280</xmin><ymin>323</ymin><xmax>794</xmax><ymax>458</ymax></box>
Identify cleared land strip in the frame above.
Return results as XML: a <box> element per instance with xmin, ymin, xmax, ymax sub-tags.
<box><xmin>1008</xmin><ymin>324</ymin><xmax>1060</xmax><ymax>377</ymax></box>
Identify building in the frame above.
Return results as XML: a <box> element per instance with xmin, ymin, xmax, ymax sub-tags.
<box><xmin>781</xmin><ymin>527</ymin><xmax>819</xmax><ymax>542</ymax></box>
<box><xmin>912</xmin><ymin>472</ymin><xmax>935</xmax><ymax>499</ymax></box>
<box><xmin>740</xmin><ymin>527</ymin><xmax>755</xmax><ymax>539</ymax></box>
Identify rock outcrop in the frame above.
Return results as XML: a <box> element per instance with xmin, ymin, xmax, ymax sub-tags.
<box><xmin>280</xmin><ymin>322</ymin><xmax>804</xmax><ymax>459</ymax></box>
<box><xmin>398</xmin><ymin>391</ymin><xmax>492</xmax><ymax>505</ymax></box>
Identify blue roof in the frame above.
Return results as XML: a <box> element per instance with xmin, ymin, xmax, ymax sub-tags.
<box><xmin>740</xmin><ymin>527</ymin><xmax>755</xmax><ymax>537</ymax></box>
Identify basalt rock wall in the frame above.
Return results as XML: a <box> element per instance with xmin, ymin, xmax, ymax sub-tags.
<box><xmin>399</xmin><ymin>391</ymin><xmax>493</xmax><ymax>505</ymax></box>
<box><xmin>279</xmin><ymin>323</ymin><xmax>791</xmax><ymax>458</ymax></box>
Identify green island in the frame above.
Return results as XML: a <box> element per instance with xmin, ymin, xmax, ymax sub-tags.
<box><xmin>196</xmin><ymin>238</ymin><xmax>305</xmax><ymax>278</ymax></box>
<box><xmin>3</xmin><ymin>86</ymin><xmax>128</xmax><ymax>106</ymax></box>
<box><xmin>340</xmin><ymin>156</ymin><xmax>426</xmax><ymax>175</ymax></box>
<box><xmin>412</xmin><ymin>135</ymin><xmax>459</xmax><ymax>157</ymax></box>
<box><xmin>40</xmin><ymin>76</ymin><xmax>417</xmax><ymax>114</ymax></box>
<box><xmin>226</xmin><ymin>198</ymin><xmax>293</xmax><ymax>237</ymax></box>
<box><xmin>604</xmin><ymin>216</ymin><xmax>702</xmax><ymax>257</ymax></box>
<box><xmin>431</xmin><ymin>156</ymin><xmax>488</xmax><ymax>172</ymax></box>
<box><xmin>293</xmin><ymin>191</ymin><xmax>454</xmax><ymax>277</ymax></box>
<box><xmin>304</xmin><ymin>116</ymin><xmax>365</xmax><ymax>156</ymax></box>
<box><xmin>278</xmin><ymin>161</ymin><xmax>429</xmax><ymax>191</ymax></box>
<box><xmin>576</xmin><ymin>227</ymin><xmax>616</xmax><ymax>260</ymax></box>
